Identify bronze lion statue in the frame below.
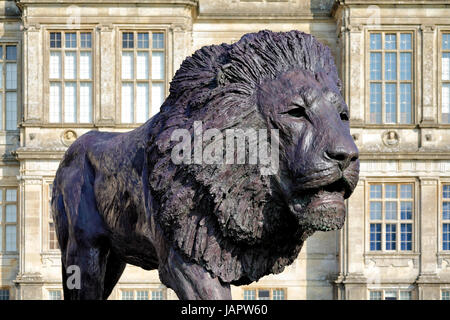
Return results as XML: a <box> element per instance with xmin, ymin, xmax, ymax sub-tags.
<box><xmin>52</xmin><ymin>30</ymin><xmax>359</xmax><ymax>300</ymax></box>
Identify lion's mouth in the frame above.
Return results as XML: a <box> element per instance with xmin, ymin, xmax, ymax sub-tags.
<box><xmin>288</xmin><ymin>180</ymin><xmax>347</xmax><ymax>231</ymax></box>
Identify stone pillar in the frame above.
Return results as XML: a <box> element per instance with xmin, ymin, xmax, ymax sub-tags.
<box><xmin>416</xmin><ymin>177</ymin><xmax>440</xmax><ymax>299</ymax></box>
<box><xmin>23</xmin><ymin>25</ymin><xmax>43</xmax><ymax>124</ymax></box>
<box><xmin>342</xmin><ymin>178</ymin><xmax>367</xmax><ymax>299</ymax></box>
<box><xmin>97</xmin><ymin>24</ymin><xmax>116</xmax><ymax>125</ymax></box>
<box><xmin>420</xmin><ymin>25</ymin><xmax>436</xmax><ymax>124</ymax></box>
<box><xmin>14</xmin><ymin>174</ymin><xmax>44</xmax><ymax>300</ymax></box>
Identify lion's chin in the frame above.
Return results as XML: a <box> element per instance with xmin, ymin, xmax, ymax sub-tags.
<box><xmin>288</xmin><ymin>189</ymin><xmax>346</xmax><ymax>232</ymax></box>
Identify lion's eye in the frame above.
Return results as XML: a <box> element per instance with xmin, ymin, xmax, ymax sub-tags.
<box><xmin>340</xmin><ymin>112</ymin><xmax>349</xmax><ymax>121</ymax></box>
<box><xmin>282</xmin><ymin>106</ymin><xmax>310</xmax><ymax>121</ymax></box>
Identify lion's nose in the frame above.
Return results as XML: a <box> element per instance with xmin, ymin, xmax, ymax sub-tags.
<box><xmin>325</xmin><ymin>146</ymin><xmax>359</xmax><ymax>171</ymax></box>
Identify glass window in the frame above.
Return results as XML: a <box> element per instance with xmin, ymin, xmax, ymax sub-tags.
<box><xmin>0</xmin><ymin>188</ymin><xmax>17</xmax><ymax>252</ymax></box>
<box><xmin>48</xmin><ymin>290</ymin><xmax>62</xmax><ymax>300</ymax></box>
<box><xmin>442</xmin><ymin>290</ymin><xmax>450</xmax><ymax>300</ymax></box>
<box><xmin>0</xmin><ymin>289</ymin><xmax>9</xmax><ymax>300</ymax></box>
<box><xmin>151</xmin><ymin>290</ymin><xmax>163</xmax><ymax>300</ymax></box>
<box><xmin>121</xmin><ymin>31</ymin><xmax>166</xmax><ymax>123</ymax></box>
<box><xmin>121</xmin><ymin>290</ymin><xmax>134</xmax><ymax>300</ymax></box>
<box><xmin>272</xmin><ymin>289</ymin><xmax>285</xmax><ymax>300</ymax></box>
<box><xmin>443</xmin><ymin>185</ymin><xmax>450</xmax><ymax>251</ymax></box>
<box><xmin>244</xmin><ymin>289</ymin><xmax>256</xmax><ymax>300</ymax></box>
<box><xmin>136</xmin><ymin>290</ymin><xmax>149</xmax><ymax>300</ymax></box>
<box><xmin>369</xmin><ymin>32</ymin><xmax>414</xmax><ymax>124</ymax></box>
<box><xmin>48</xmin><ymin>31</ymin><xmax>93</xmax><ymax>123</ymax></box>
<box><xmin>369</xmin><ymin>183</ymin><xmax>414</xmax><ymax>252</ymax></box>
<box><xmin>442</xmin><ymin>33</ymin><xmax>450</xmax><ymax>123</ymax></box>
<box><xmin>244</xmin><ymin>288</ymin><xmax>285</xmax><ymax>300</ymax></box>
<box><xmin>369</xmin><ymin>291</ymin><xmax>382</xmax><ymax>300</ymax></box>
<box><xmin>0</xmin><ymin>44</ymin><xmax>18</xmax><ymax>130</ymax></box>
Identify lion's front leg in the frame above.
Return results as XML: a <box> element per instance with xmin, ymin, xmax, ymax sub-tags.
<box><xmin>158</xmin><ymin>248</ymin><xmax>232</xmax><ymax>300</ymax></box>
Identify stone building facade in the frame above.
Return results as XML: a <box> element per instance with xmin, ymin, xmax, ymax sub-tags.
<box><xmin>0</xmin><ymin>0</ymin><xmax>449</xmax><ymax>300</ymax></box>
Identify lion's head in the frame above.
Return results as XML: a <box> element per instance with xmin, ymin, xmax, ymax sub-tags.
<box><xmin>147</xmin><ymin>30</ymin><xmax>359</xmax><ymax>285</ymax></box>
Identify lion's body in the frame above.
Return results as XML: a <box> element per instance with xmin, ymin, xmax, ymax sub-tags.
<box><xmin>52</xmin><ymin>30</ymin><xmax>359</xmax><ymax>300</ymax></box>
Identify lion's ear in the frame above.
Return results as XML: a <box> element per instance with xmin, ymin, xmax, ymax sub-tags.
<box><xmin>216</xmin><ymin>63</ymin><xmax>232</xmax><ymax>86</ymax></box>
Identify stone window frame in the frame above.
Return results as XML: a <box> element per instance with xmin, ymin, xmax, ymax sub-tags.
<box><xmin>42</xmin><ymin>179</ymin><xmax>59</xmax><ymax>253</ymax></box>
<box><xmin>368</xmin><ymin>288</ymin><xmax>414</xmax><ymax>300</ymax></box>
<box><xmin>119</xmin><ymin>288</ymin><xmax>166</xmax><ymax>300</ymax></box>
<box><xmin>364</xmin><ymin>179</ymin><xmax>419</xmax><ymax>255</ymax></box>
<box><xmin>0</xmin><ymin>42</ymin><xmax>20</xmax><ymax>131</ymax></box>
<box><xmin>439</xmin><ymin>182</ymin><xmax>450</xmax><ymax>253</ymax></box>
<box><xmin>242</xmin><ymin>287</ymin><xmax>287</xmax><ymax>300</ymax></box>
<box><xmin>0</xmin><ymin>186</ymin><xmax>18</xmax><ymax>254</ymax></box>
<box><xmin>43</xmin><ymin>27</ymin><xmax>97</xmax><ymax>127</ymax></box>
<box><xmin>364</xmin><ymin>29</ymin><xmax>418</xmax><ymax>127</ymax></box>
<box><xmin>116</xmin><ymin>27</ymin><xmax>168</xmax><ymax>126</ymax></box>
<box><xmin>438</xmin><ymin>29</ymin><xmax>450</xmax><ymax>124</ymax></box>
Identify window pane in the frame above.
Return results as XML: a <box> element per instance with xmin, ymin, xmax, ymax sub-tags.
<box><xmin>400</xmin><ymin>53</ymin><xmax>412</xmax><ymax>80</ymax></box>
<box><xmin>80</xmin><ymin>52</ymin><xmax>92</xmax><ymax>80</ymax></box>
<box><xmin>370</xmin><ymin>224</ymin><xmax>381</xmax><ymax>251</ymax></box>
<box><xmin>6</xmin><ymin>205</ymin><xmax>16</xmax><ymax>223</ymax></box>
<box><xmin>385</xmin><ymin>224</ymin><xmax>397</xmax><ymax>250</ymax></box>
<box><xmin>152</xmin><ymin>52</ymin><xmax>164</xmax><ymax>80</ymax></box>
<box><xmin>400</xmin><ymin>202</ymin><xmax>412</xmax><ymax>220</ymax></box>
<box><xmin>385</xmin><ymin>34</ymin><xmax>397</xmax><ymax>50</ymax></box>
<box><xmin>49</xmin><ymin>83</ymin><xmax>62</xmax><ymax>123</ymax></box>
<box><xmin>122</xmin><ymin>32</ymin><xmax>134</xmax><ymax>49</ymax></box>
<box><xmin>50</xmin><ymin>32</ymin><xmax>62</xmax><ymax>48</ymax></box>
<box><xmin>401</xmin><ymin>223</ymin><xmax>412</xmax><ymax>251</ymax></box>
<box><xmin>370</xmin><ymin>202</ymin><xmax>382</xmax><ymax>220</ymax></box>
<box><xmin>0</xmin><ymin>62</ymin><xmax>3</xmax><ymax>89</ymax></box>
<box><xmin>80</xmin><ymin>33</ymin><xmax>92</xmax><ymax>49</ymax></box>
<box><xmin>122</xmin><ymin>291</ymin><xmax>134</xmax><ymax>300</ymax></box>
<box><xmin>370</xmin><ymin>33</ymin><xmax>382</xmax><ymax>50</ymax></box>
<box><xmin>244</xmin><ymin>290</ymin><xmax>256</xmax><ymax>300</ymax></box>
<box><xmin>442</xmin><ymin>84</ymin><xmax>450</xmax><ymax>123</ymax></box>
<box><xmin>444</xmin><ymin>185</ymin><xmax>450</xmax><ymax>198</ymax></box>
<box><xmin>0</xmin><ymin>228</ymin><xmax>2</xmax><ymax>251</ymax></box>
<box><xmin>6</xmin><ymin>63</ymin><xmax>17</xmax><ymax>89</ymax></box>
<box><xmin>50</xmin><ymin>52</ymin><xmax>62</xmax><ymax>79</ymax></box>
<box><xmin>258</xmin><ymin>289</ymin><xmax>270</xmax><ymax>300</ymax></box>
<box><xmin>443</xmin><ymin>202</ymin><xmax>450</xmax><ymax>220</ymax></box>
<box><xmin>400</xmin><ymin>83</ymin><xmax>412</xmax><ymax>124</ymax></box>
<box><xmin>6</xmin><ymin>46</ymin><xmax>16</xmax><ymax>61</ymax></box>
<box><xmin>136</xmin><ymin>291</ymin><xmax>149</xmax><ymax>300</ymax></box>
<box><xmin>0</xmin><ymin>47</ymin><xmax>3</xmax><ymax>59</ymax></box>
<box><xmin>400</xmin><ymin>184</ymin><xmax>412</xmax><ymax>198</ymax></box>
<box><xmin>385</xmin><ymin>84</ymin><xmax>396</xmax><ymax>123</ymax></box>
<box><xmin>0</xmin><ymin>289</ymin><xmax>9</xmax><ymax>300</ymax></box>
<box><xmin>385</xmin><ymin>202</ymin><xmax>397</xmax><ymax>220</ymax></box>
<box><xmin>138</xmin><ymin>33</ymin><xmax>149</xmax><ymax>49</ymax></box>
<box><xmin>5</xmin><ymin>92</ymin><xmax>17</xmax><ymax>130</ymax></box>
<box><xmin>64</xmin><ymin>82</ymin><xmax>77</xmax><ymax>123</ymax></box>
<box><xmin>65</xmin><ymin>33</ymin><xmax>77</xmax><ymax>48</ymax></box>
<box><xmin>443</xmin><ymin>52</ymin><xmax>450</xmax><ymax>81</ymax></box>
<box><xmin>136</xmin><ymin>83</ymin><xmax>149</xmax><ymax>123</ymax></box>
<box><xmin>49</xmin><ymin>222</ymin><xmax>59</xmax><ymax>250</ymax></box>
<box><xmin>370</xmin><ymin>83</ymin><xmax>382</xmax><ymax>123</ymax></box>
<box><xmin>49</xmin><ymin>290</ymin><xmax>62</xmax><ymax>300</ymax></box>
<box><xmin>385</xmin><ymin>185</ymin><xmax>397</xmax><ymax>198</ymax></box>
<box><xmin>400</xmin><ymin>33</ymin><xmax>412</xmax><ymax>50</ymax></box>
<box><xmin>385</xmin><ymin>52</ymin><xmax>397</xmax><ymax>80</ymax></box>
<box><xmin>151</xmin><ymin>291</ymin><xmax>163</xmax><ymax>300</ymax></box>
<box><xmin>6</xmin><ymin>225</ymin><xmax>16</xmax><ymax>251</ymax></box>
<box><xmin>6</xmin><ymin>189</ymin><xmax>15</xmax><ymax>201</ymax></box>
<box><xmin>370</xmin><ymin>52</ymin><xmax>382</xmax><ymax>80</ymax></box>
<box><xmin>121</xmin><ymin>83</ymin><xmax>133</xmax><ymax>123</ymax></box>
<box><xmin>136</xmin><ymin>52</ymin><xmax>149</xmax><ymax>80</ymax></box>
<box><xmin>400</xmin><ymin>291</ymin><xmax>412</xmax><ymax>300</ymax></box>
<box><xmin>370</xmin><ymin>291</ymin><xmax>382</xmax><ymax>300</ymax></box>
<box><xmin>64</xmin><ymin>52</ymin><xmax>76</xmax><ymax>79</ymax></box>
<box><xmin>272</xmin><ymin>289</ymin><xmax>285</xmax><ymax>300</ymax></box>
<box><xmin>152</xmin><ymin>33</ymin><xmax>164</xmax><ymax>49</ymax></box>
<box><xmin>151</xmin><ymin>83</ymin><xmax>164</xmax><ymax>118</ymax></box>
<box><xmin>443</xmin><ymin>34</ymin><xmax>450</xmax><ymax>50</ymax></box>
<box><xmin>80</xmin><ymin>83</ymin><xmax>92</xmax><ymax>123</ymax></box>
<box><xmin>0</xmin><ymin>207</ymin><xmax>2</xmax><ymax>223</ymax></box>
<box><xmin>122</xmin><ymin>52</ymin><xmax>133</xmax><ymax>80</ymax></box>
<box><xmin>443</xmin><ymin>291</ymin><xmax>450</xmax><ymax>300</ymax></box>
<box><xmin>370</xmin><ymin>185</ymin><xmax>382</xmax><ymax>198</ymax></box>
<box><xmin>444</xmin><ymin>224</ymin><xmax>450</xmax><ymax>250</ymax></box>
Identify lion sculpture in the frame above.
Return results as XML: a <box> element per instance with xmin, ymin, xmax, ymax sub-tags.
<box><xmin>52</xmin><ymin>30</ymin><xmax>359</xmax><ymax>300</ymax></box>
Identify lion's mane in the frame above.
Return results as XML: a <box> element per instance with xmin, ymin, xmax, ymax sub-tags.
<box><xmin>145</xmin><ymin>30</ymin><xmax>341</xmax><ymax>284</ymax></box>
